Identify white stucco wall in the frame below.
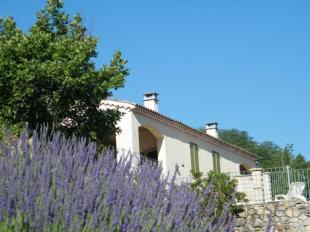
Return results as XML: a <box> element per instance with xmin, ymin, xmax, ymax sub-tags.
<box><xmin>112</xmin><ymin>108</ymin><xmax>256</xmax><ymax>179</ymax></box>
<box><xmin>146</xmin><ymin>117</ymin><xmax>256</xmax><ymax>178</ymax></box>
<box><xmin>115</xmin><ymin>110</ymin><xmax>139</xmax><ymax>153</ymax></box>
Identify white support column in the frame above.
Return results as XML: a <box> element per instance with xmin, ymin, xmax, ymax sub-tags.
<box><xmin>115</xmin><ymin>111</ymin><xmax>140</xmax><ymax>165</ymax></box>
<box><xmin>157</xmin><ymin>137</ymin><xmax>168</xmax><ymax>175</ymax></box>
<box><xmin>250</xmin><ymin>168</ymin><xmax>265</xmax><ymax>204</ymax></box>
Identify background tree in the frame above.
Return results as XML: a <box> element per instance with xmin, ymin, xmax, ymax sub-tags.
<box><xmin>291</xmin><ymin>154</ymin><xmax>309</xmax><ymax>169</ymax></box>
<box><xmin>218</xmin><ymin>129</ymin><xmax>257</xmax><ymax>153</ymax></box>
<box><xmin>218</xmin><ymin>128</ymin><xmax>308</xmax><ymax>169</ymax></box>
<box><xmin>0</xmin><ymin>0</ymin><xmax>129</xmax><ymax>144</ymax></box>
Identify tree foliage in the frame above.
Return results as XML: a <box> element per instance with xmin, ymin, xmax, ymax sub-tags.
<box><xmin>0</xmin><ymin>0</ymin><xmax>129</xmax><ymax>143</ymax></box>
<box><xmin>218</xmin><ymin>129</ymin><xmax>257</xmax><ymax>154</ymax></box>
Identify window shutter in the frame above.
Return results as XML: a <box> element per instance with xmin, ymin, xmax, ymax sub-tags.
<box><xmin>190</xmin><ymin>143</ymin><xmax>199</xmax><ymax>174</ymax></box>
<box><xmin>190</xmin><ymin>144</ymin><xmax>195</xmax><ymax>173</ymax></box>
<box><xmin>212</xmin><ymin>151</ymin><xmax>221</xmax><ymax>173</ymax></box>
<box><xmin>194</xmin><ymin>144</ymin><xmax>199</xmax><ymax>173</ymax></box>
<box><xmin>216</xmin><ymin>153</ymin><xmax>221</xmax><ymax>173</ymax></box>
<box><xmin>212</xmin><ymin>152</ymin><xmax>217</xmax><ymax>172</ymax></box>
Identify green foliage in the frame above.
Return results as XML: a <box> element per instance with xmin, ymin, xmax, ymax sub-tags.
<box><xmin>219</xmin><ymin>129</ymin><xmax>257</xmax><ymax>153</ymax></box>
<box><xmin>0</xmin><ymin>211</ymin><xmax>29</xmax><ymax>232</ymax></box>
<box><xmin>0</xmin><ymin>213</ymin><xmax>92</xmax><ymax>232</ymax></box>
<box><xmin>218</xmin><ymin>129</ymin><xmax>309</xmax><ymax>169</ymax></box>
<box><xmin>0</xmin><ymin>0</ymin><xmax>129</xmax><ymax>144</ymax></box>
<box><xmin>291</xmin><ymin>154</ymin><xmax>309</xmax><ymax>169</ymax></box>
<box><xmin>191</xmin><ymin>171</ymin><xmax>245</xmax><ymax>217</ymax></box>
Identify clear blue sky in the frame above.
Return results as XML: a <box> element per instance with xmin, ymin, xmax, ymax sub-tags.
<box><xmin>1</xmin><ymin>0</ymin><xmax>310</xmax><ymax>158</ymax></box>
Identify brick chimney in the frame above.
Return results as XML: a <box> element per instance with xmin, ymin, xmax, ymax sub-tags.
<box><xmin>143</xmin><ymin>92</ymin><xmax>159</xmax><ymax>112</ymax></box>
<box><xmin>205</xmin><ymin>122</ymin><xmax>219</xmax><ymax>138</ymax></box>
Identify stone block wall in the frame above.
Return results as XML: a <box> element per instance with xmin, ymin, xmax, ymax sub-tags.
<box><xmin>233</xmin><ymin>168</ymin><xmax>272</xmax><ymax>204</ymax></box>
<box><xmin>234</xmin><ymin>198</ymin><xmax>310</xmax><ymax>232</ymax></box>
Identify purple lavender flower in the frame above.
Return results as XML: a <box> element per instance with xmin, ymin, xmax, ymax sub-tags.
<box><xmin>0</xmin><ymin>126</ymin><xmax>236</xmax><ymax>231</ymax></box>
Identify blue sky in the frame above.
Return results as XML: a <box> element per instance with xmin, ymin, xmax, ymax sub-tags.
<box><xmin>1</xmin><ymin>0</ymin><xmax>310</xmax><ymax>158</ymax></box>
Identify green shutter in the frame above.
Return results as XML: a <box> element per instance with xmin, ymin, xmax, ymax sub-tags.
<box><xmin>194</xmin><ymin>144</ymin><xmax>199</xmax><ymax>173</ymax></box>
<box><xmin>216</xmin><ymin>154</ymin><xmax>221</xmax><ymax>173</ymax></box>
<box><xmin>212</xmin><ymin>152</ymin><xmax>217</xmax><ymax>172</ymax></box>
<box><xmin>190</xmin><ymin>144</ymin><xmax>195</xmax><ymax>173</ymax></box>
<box><xmin>190</xmin><ymin>143</ymin><xmax>199</xmax><ymax>174</ymax></box>
<box><xmin>212</xmin><ymin>151</ymin><xmax>221</xmax><ymax>173</ymax></box>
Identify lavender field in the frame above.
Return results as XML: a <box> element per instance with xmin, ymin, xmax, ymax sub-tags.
<box><xmin>0</xmin><ymin>128</ymin><xmax>235</xmax><ymax>231</ymax></box>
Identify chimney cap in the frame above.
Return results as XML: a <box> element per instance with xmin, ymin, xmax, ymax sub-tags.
<box><xmin>206</xmin><ymin>122</ymin><xmax>218</xmax><ymax>127</ymax></box>
<box><xmin>143</xmin><ymin>92</ymin><xmax>159</xmax><ymax>96</ymax></box>
<box><xmin>143</xmin><ymin>92</ymin><xmax>159</xmax><ymax>101</ymax></box>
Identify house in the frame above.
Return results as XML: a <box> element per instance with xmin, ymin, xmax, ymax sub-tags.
<box><xmin>100</xmin><ymin>92</ymin><xmax>259</xmax><ymax>179</ymax></box>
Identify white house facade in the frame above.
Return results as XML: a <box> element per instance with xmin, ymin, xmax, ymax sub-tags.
<box><xmin>100</xmin><ymin>93</ymin><xmax>259</xmax><ymax>179</ymax></box>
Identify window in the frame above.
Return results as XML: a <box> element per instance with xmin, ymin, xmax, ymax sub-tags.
<box><xmin>190</xmin><ymin>143</ymin><xmax>199</xmax><ymax>174</ymax></box>
<box><xmin>212</xmin><ymin>151</ymin><xmax>221</xmax><ymax>173</ymax></box>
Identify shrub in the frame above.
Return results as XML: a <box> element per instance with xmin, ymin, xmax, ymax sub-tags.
<box><xmin>191</xmin><ymin>171</ymin><xmax>245</xmax><ymax>218</ymax></box>
<box><xmin>0</xmin><ymin>127</ymin><xmax>235</xmax><ymax>231</ymax></box>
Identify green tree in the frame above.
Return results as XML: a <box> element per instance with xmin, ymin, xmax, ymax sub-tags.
<box><xmin>0</xmin><ymin>0</ymin><xmax>128</xmax><ymax>144</ymax></box>
<box><xmin>219</xmin><ymin>129</ymin><xmax>257</xmax><ymax>153</ymax></box>
<box><xmin>291</xmin><ymin>154</ymin><xmax>309</xmax><ymax>169</ymax></box>
<box><xmin>254</xmin><ymin>141</ymin><xmax>286</xmax><ymax>168</ymax></box>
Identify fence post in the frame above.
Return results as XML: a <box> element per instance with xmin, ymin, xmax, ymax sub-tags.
<box><xmin>250</xmin><ymin>168</ymin><xmax>265</xmax><ymax>203</ymax></box>
<box><xmin>286</xmin><ymin>165</ymin><xmax>291</xmax><ymax>189</ymax></box>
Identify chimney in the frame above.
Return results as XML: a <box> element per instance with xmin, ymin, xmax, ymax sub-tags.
<box><xmin>143</xmin><ymin>92</ymin><xmax>159</xmax><ymax>112</ymax></box>
<box><xmin>205</xmin><ymin>122</ymin><xmax>219</xmax><ymax>138</ymax></box>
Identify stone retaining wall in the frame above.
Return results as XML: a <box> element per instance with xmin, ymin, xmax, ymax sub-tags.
<box><xmin>234</xmin><ymin>198</ymin><xmax>310</xmax><ymax>232</ymax></box>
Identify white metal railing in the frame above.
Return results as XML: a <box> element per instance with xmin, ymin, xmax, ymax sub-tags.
<box><xmin>115</xmin><ymin>149</ymin><xmax>169</xmax><ymax>178</ymax></box>
<box><xmin>115</xmin><ymin>148</ymin><xmax>160</xmax><ymax>165</ymax></box>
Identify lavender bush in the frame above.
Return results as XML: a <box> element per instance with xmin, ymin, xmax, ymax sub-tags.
<box><xmin>0</xmin><ymin>127</ymin><xmax>235</xmax><ymax>231</ymax></box>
